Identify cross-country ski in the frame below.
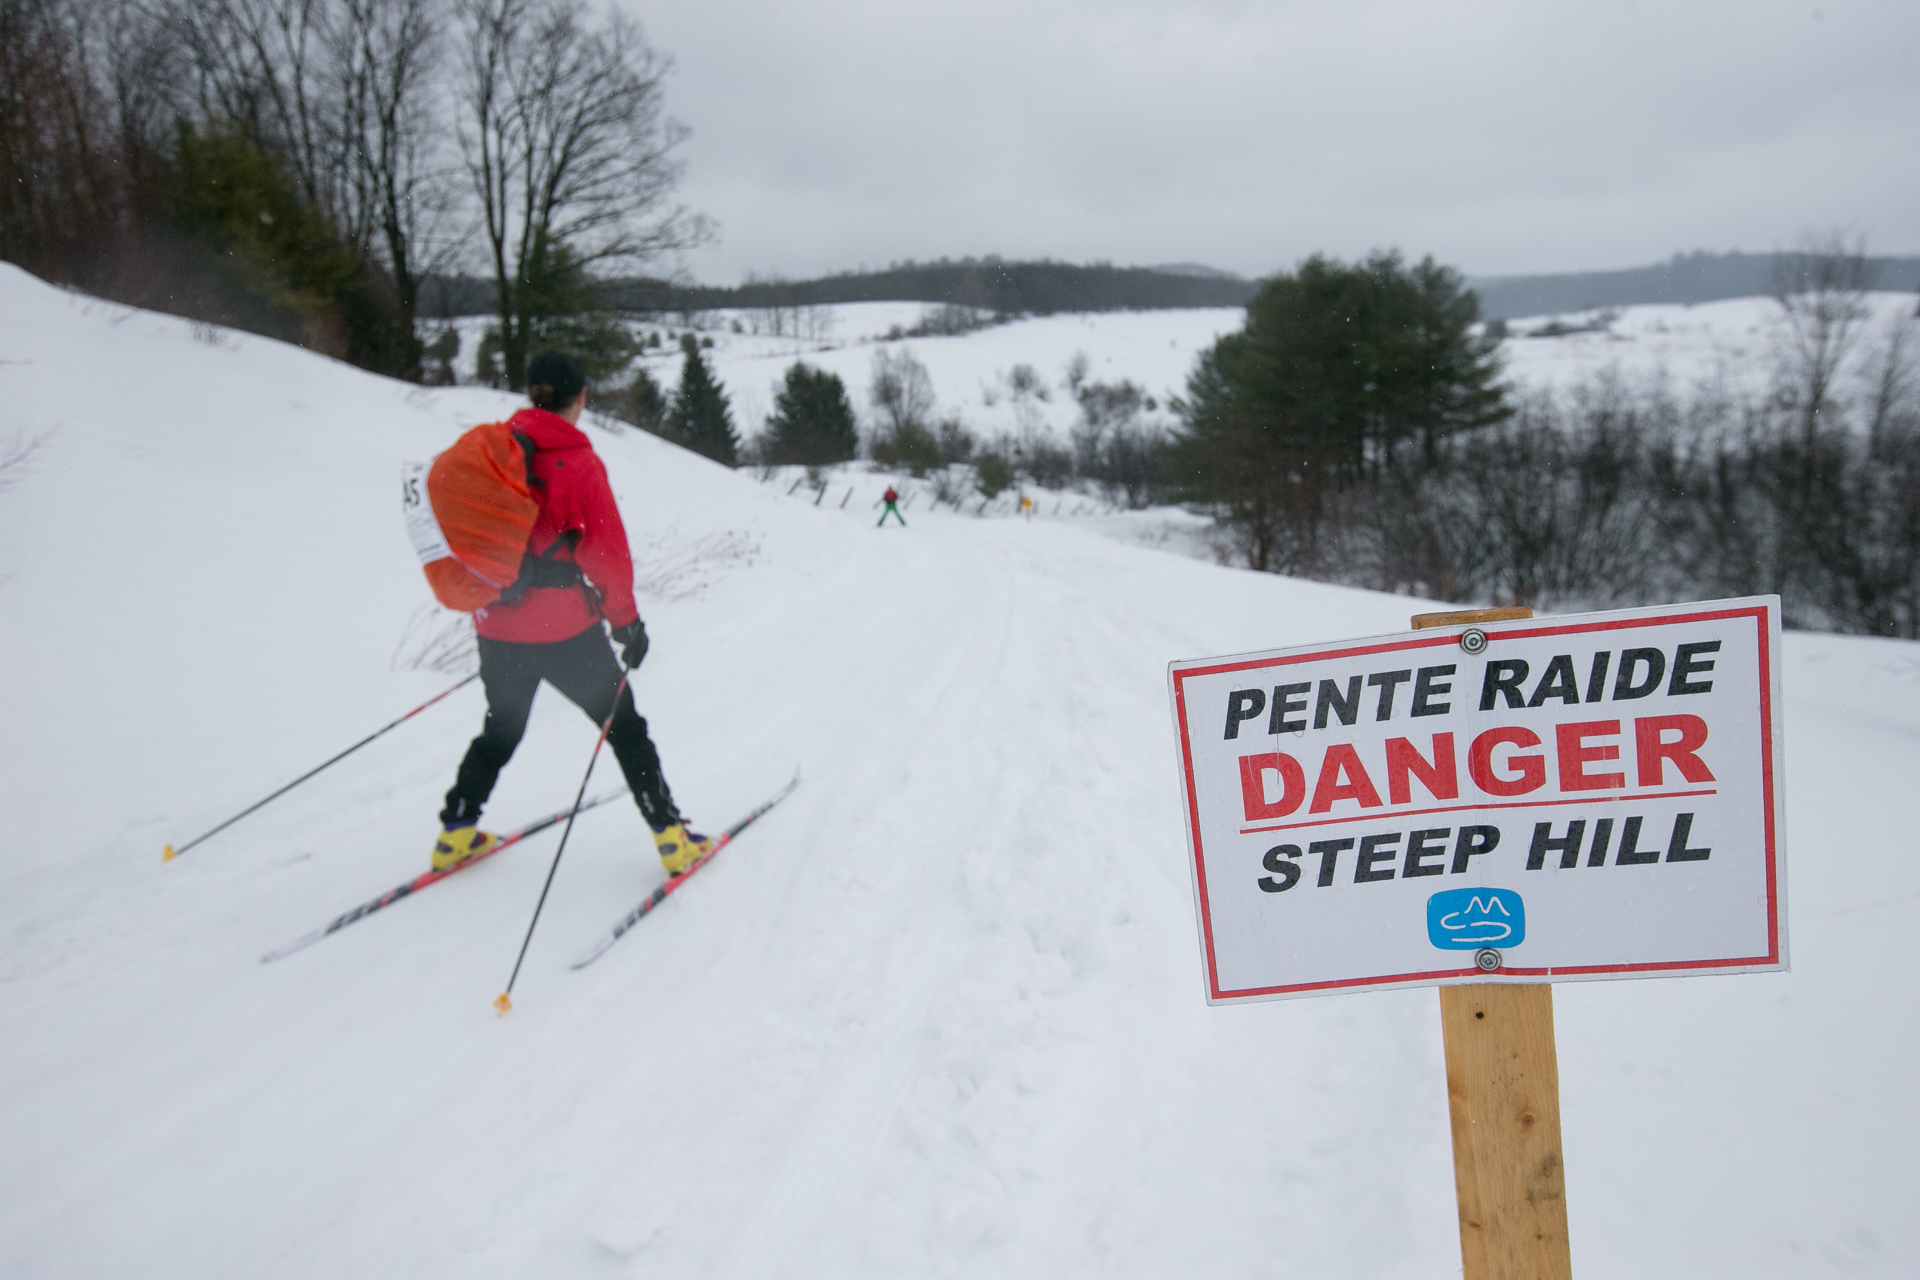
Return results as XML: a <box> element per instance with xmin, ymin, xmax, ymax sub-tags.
<box><xmin>572</xmin><ymin>773</ymin><xmax>800</xmax><ymax>969</ymax></box>
<box><xmin>260</xmin><ymin>791</ymin><xmax>624</xmax><ymax>963</ymax></box>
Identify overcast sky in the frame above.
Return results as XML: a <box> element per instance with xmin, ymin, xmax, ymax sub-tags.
<box><xmin>630</xmin><ymin>0</ymin><xmax>1920</xmax><ymax>285</ymax></box>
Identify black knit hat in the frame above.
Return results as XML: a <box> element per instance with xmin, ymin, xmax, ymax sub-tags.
<box><xmin>526</xmin><ymin>351</ymin><xmax>587</xmax><ymax>411</ymax></box>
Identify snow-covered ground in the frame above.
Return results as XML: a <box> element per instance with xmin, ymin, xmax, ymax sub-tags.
<box><xmin>4</xmin><ymin>264</ymin><xmax>1919</xmax><ymax>1277</ymax></box>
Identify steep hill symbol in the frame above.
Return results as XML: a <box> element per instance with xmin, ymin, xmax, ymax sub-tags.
<box><xmin>1426</xmin><ymin>888</ymin><xmax>1527</xmax><ymax>949</ymax></box>
<box><xmin>1443</xmin><ymin>896</ymin><xmax>1513</xmax><ymax>943</ymax></box>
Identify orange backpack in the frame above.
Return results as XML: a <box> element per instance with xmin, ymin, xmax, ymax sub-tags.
<box><xmin>402</xmin><ymin>423</ymin><xmax>542</xmax><ymax>612</ymax></box>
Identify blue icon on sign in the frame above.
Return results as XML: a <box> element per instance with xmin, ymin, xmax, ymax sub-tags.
<box><xmin>1427</xmin><ymin>888</ymin><xmax>1525</xmax><ymax>949</ymax></box>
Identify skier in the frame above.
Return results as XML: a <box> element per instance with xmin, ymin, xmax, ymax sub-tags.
<box><xmin>878</xmin><ymin>484</ymin><xmax>906</xmax><ymax>527</ymax></box>
<box><xmin>1019</xmin><ymin>493</ymin><xmax>1033</xmax><ymax>521</ymax></box>
<box><xmin>431</xmin><ymin>352</ymin><xmax>710</xmax><ymax>876</ymax></box>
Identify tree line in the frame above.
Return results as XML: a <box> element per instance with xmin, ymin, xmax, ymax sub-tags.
<box><xmin>1471</xmin><ymin>249</ymin><xmax>1920</xmax><ymax>321</ymax></box>
<box><xmin>2</xmin><ymin>0</ymin><xmax>700</xmax><ymax>383</ymax></box>
<box><xmin>600</xmin><ymin>259</ymin><xmax>1257</xmax><ymax>317</ymax></box>
<box><xmin>1174</xmin><ymin>242</ymin><xmax>1920</xmax><ymax>639</ymax></box>
<box><xmin>415</xmin><ymin>258</ymin><xmax>1258</xmax><ymax>321</ymax></box>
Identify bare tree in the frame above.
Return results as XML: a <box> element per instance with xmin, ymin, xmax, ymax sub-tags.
<box><xmin>1864</xmin><ymin>309</ymin><xmax>1918</xmax><ymax>447</ymax></box>
<box><xmin>153</xmin><ymin>0</ymin><xmax>345</xmax><ymax>217</ymax></box>
<box><xmin>334</xmin><ymin>0</ymin><xmax>447</xmax><ymax>377</ymax></box>
<box><xmin>1789</xmin><ymin>315</ymin><xmax>1920</xmax><ymax>637</ymax></box>
<box><xmin>456</xmin><ymin>0</ymin><xmax>705</xmax><ymax>387</ymax></box>
<box><xmin>1771</xmin><ymin>232</ymin><xmax>1876</xmax><ymax>443</ymax></box>
<box><xmin>0</xmin><ymin>0</ymin><xmax>130</xmax><ymax>277</ymax></box>
<box><xmin>869</xmin><ymin>347</ymin><xmax>935</xmax><ymax>436</ymax></box>
<box><xmin>1071</xmin><ymin>378</ymin><xmax>1172</xmax><ymax>508</ymax></box>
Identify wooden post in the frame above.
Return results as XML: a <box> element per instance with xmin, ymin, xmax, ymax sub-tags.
<box><xmin>1412</xmin><ymin>607</ymin><xmax>1573</xmax><ymax>1280</ymax></box>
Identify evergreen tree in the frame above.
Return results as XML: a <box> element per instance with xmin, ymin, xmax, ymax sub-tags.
<box><xmin>614</xmin><ymin>365</ymin><xmax>669</xmax><ymax>435</ymax></box>
<box><xmin>515</xmin><ymin>239</ymin><xmax>637</xmax><ymax>385</ymax></box>
<box><xmin>164</xmin><ymin>123</ymin><xmax>405</xmax><ymax>367</ymax></box>
<box><xmin>669</xmin><ymin>335</ymin><xmax>738</xmax><ymax>465</ymax></box>
<box><xmin>1174</xmin><ymin>251</ymin><xmax>1508</xmax><ymax>572</ymax></box>
<box><xmin>762</xmin><ymin>362</ymin><xmax>859</xmax><ymax>465</ymax></box>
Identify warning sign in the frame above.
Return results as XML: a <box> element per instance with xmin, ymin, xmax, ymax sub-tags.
<box><xmin>1166</xmin><ymin>598</ymin><xmax>1788</xmax><ymax>1004</ymax></box>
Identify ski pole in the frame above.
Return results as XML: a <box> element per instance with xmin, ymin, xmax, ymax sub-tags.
<box><xmin>495</xmin><ymin>672</ymin><xmax>629</xmax><ymax>1014</ymax></box>
<box><xmin>163</xmin><ymin>673</ymin><xmax>479</xmax><ymax>862</ymax></box>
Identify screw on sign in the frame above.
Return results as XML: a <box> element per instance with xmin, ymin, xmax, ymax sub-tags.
<box><xmin>1166</xmin><ymin>599</ymin><xmax>1790</xmax><ymax>1280</ymax></box>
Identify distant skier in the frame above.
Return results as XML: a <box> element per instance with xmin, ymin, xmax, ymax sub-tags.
<box><xmin>431</xmin><ymin>352</ymin><xmax>710</xmax><ymax>877</ymax></box>
<box><xmin>1019</xmin><ymin>493</ymin><xmax>1033</xmax><ymax>521</ymax></box>
<box><xmin>878</xmin><ymin>485</ymin><xmax>906</xmax><ymax>527</ymax></box>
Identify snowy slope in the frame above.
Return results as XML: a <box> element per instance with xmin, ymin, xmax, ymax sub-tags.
<box><xmin>3</xmin><ymin>265</ymin><xmax>1918</xmax><ymax>1278</ymax></box>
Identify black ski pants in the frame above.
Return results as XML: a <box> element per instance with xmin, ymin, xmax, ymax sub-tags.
<box><xmin>441</xmin><ymin>625</ymin><xmax>679</xmax><ymax>831</ymax></box>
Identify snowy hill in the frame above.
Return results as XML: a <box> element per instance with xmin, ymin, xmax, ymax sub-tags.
<box><xmin>3</xmin><ymin>264</ymin><xmax>1918</xmax><ymax>1277</ymax></box>
<box><xmin>1493</xmin><ymin>291</ymin><xmax>1919</xmax><ymax>401</ymax></box>
<box><xmin>440</xmin><ymin>291</ymin><xmax>1920</xmax><ymax>451</ymax></box>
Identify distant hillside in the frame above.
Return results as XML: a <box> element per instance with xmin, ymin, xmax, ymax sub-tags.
<box><xmin>420</xmin><ymin>260</ymin><xmax>1256</xmax><ymax>319</ymax></box>
<box><xmin>1467</xmin><ymin>251</ymin><xmax>1920</xmax><ymax>320</ymax></box>
<box><xmin>416</xmin><ymin>249</ymin><xmax>1920</xmax><ymax>324</ymax></box>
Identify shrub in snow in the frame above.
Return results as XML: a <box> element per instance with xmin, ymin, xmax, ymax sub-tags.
<box><xmin>870</xmin><ymin>421</ymin><xmax>942</xmax><ymax>477</ymax></box>
<box><xmin>975</xmin><ymin>451</ymin><xmax>1016</xmax><ymax>500</ymax></box>
<box><xmin>1069</xmin><ymin>377</ymin><xmax>1178</xmax><ymax>509</ymax></box>
<box><xmin>935</xmin><ymin>415</ymin><xmax>977</xmax><ymax>467</ymax></box>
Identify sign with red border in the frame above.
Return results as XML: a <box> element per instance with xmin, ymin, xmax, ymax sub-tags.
<box><xmin>1167</xmin><ymin>597</ymin><xmax>1788</xmax><ymax>1004</ymax></box>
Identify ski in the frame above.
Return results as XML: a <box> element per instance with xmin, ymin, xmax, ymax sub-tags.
<box><xmin>570</xmin><ymin>773</ymin><xmax>800</xmax><ymax>970</ymax></box>
<box><xmin>261</xmin><ymin>790</ymin><xmax>625</xmax><ymax>963</ymax></box>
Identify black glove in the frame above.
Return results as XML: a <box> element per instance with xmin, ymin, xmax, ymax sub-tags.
<box><xmin>610</xmin><ymin>618</ymin><xmax>649</xmax><ymax>669</ymax></box>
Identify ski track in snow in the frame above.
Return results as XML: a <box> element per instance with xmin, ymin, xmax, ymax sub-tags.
<box><xmin>2</xmin><ymin>265</ymin><xmax>1918</xmax><ymax>1278</ymax></box>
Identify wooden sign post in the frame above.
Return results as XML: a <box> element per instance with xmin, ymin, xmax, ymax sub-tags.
<box><xmin>1416</xmin><ymin>608</ymin><xmax>1573</xmax><ymax>1280</ymax></box>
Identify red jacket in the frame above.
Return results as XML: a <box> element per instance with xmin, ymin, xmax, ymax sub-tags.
<box><xmin>473</xmin><ymin>408</ymin><xmax>639</xmax><ymax>643</ymax></box>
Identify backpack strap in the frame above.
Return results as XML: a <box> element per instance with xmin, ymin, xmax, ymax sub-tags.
<box><xmin>495</xmin><ymin>530</ymin><xmax>582</xmax><ymax>606</ymax></box>
<box><xmin>493</xmin><ymin>434</ymin><xmax>604</xmax><ymax>614</ymax></box>
<box><xmin>512</xmin><ymin>431</ymin><xmax>546</xmax><ymax>489</ymax></box>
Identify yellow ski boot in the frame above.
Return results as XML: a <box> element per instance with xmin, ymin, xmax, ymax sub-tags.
<box><xmin>652</xmin><ymin>822</ymin><xmax>713</xmax><ymax>876</ymax></box>
<box><xmin>432</xmin><ymin>824</ymin><xmax>500</xmax><ymax>871</ymax></box>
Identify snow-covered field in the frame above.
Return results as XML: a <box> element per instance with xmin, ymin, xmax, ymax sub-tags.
<box><xmin>4</xmin><ymin>264</ymin><xmax>1919</xmax><ymax>1278</ymax></box>
<box><xmin>440</xmin><ymin>301</ymin><xmax>1244</xmax><ymax>444</ymax></box>
<box><xmin>1494</xmin><ymin>292</ymin><xmax>1917</xmax><ymax>402</ymax></box>
<box><xmin>441</xmin><ymin>291</ymin><xmax>1920</xmax><ymax>448</ymax></box>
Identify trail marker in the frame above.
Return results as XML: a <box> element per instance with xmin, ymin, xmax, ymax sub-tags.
<box><xmin>1167</xmin><ymin>597</ymin><xmax>1789</xmax><ymax>1280</ymax></box>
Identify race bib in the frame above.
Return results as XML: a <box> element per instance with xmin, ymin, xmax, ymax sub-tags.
<box><xmin>401</xmin><ymin>460</ymin><xmax>452</xmax><ymax>565</ymax></box>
